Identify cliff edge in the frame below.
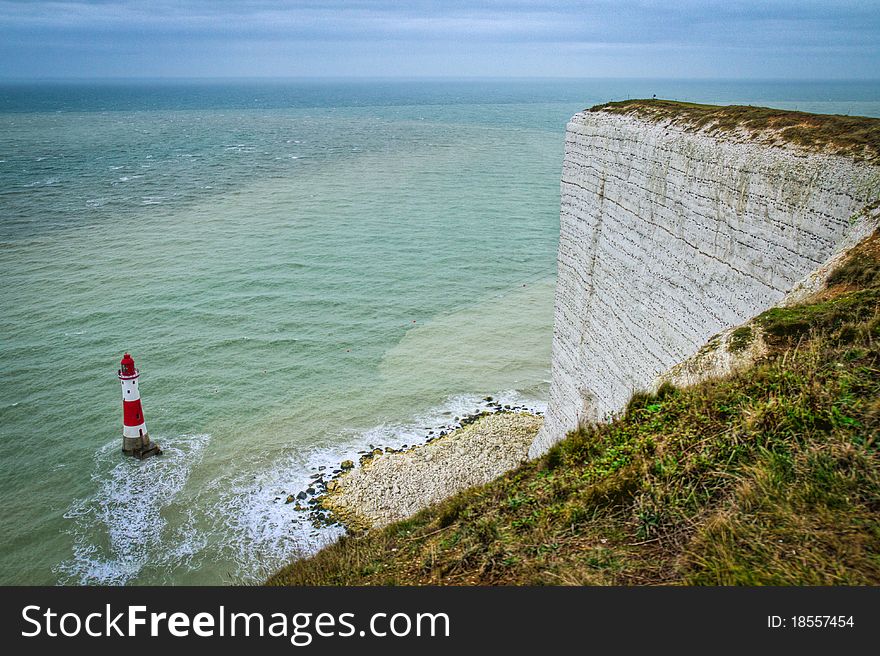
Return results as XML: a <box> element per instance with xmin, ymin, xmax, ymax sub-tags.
<box><xmin>269</xmin><ymin>102</ymin><xmax>880</xmax><ymax>586</ymax></box>
<box><xmin>531</xmin><ymin>100</ymin><xmax>880</xmax><ymax>457</ymax></box>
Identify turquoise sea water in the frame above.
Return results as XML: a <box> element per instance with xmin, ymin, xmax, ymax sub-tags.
<box><xmin>2</xmin><ymin>79</ymin><xmax>879</xmax><ymax>585</ymax></box>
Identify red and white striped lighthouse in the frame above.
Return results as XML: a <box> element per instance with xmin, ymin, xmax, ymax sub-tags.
<box><xmin>118</xmin><ymin>352</ymin><xmax>161</xmax><ymax>459</ymax></box>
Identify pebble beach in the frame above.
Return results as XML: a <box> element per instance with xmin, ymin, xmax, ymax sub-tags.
<box><xmin>321</xmin><ymin>412</ymin><xmax>543</xmax><ymax>530</ymax></box>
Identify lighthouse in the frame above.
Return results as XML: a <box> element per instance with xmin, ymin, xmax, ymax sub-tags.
<box><xmin>118</xmin><ymin>352</ymin><xmax>161</xmax><ymax>459</ymax></box>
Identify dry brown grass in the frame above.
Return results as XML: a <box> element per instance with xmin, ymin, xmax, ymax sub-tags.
<box><xmin>590</xmin><ymin>99</ymin><xmax>880</xmax><ymax>163</ymax></box>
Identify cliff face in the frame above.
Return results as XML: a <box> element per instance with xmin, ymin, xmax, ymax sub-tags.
<box><xmin>530</xmin><ymin>105</ymin><xmax>880</xmax><ymax>457</ymax></box>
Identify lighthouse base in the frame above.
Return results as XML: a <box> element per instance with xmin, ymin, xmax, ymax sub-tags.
<box><xmin>123</xmin><ymin>435</ymin><xmax>163</xmax><ymax>460</ymax></box>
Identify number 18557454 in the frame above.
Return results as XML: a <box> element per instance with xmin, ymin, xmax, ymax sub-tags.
<box><xmin>768</xmin><ymin>615</ymin><xmax>854</xmax><ymax>629</ymax></box>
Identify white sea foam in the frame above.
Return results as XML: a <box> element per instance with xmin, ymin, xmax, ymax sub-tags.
<box><xmin>195</xmin><ymin>390</ymin><xmax>545</xmax><ymax>583</ymax></box>
<box><xmin>198</xmin><ymin>450</ymin><xmax>347</xmax><ymax>582</ymax></box>
<box><xmin>54</xmin><ymin>433</ymin><xmax>211</xmax><ymax>585</ymax></box>
<box><xmin>351</xmin><ymin>390</ymin><xmax>545</xmax><ymax>452</ymax></box>
<box><xmin>23</xmin><ymin>177</ymin><xmax>60</xmax><ymax>188</ymax></box>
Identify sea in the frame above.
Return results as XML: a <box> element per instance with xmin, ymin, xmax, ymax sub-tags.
<box><xmin>1</xmin><ymin>78</ymin><xmax>879</xmax><ymax>585</ymax></box>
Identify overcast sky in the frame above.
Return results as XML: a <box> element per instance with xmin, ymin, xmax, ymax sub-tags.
<box><xmin>1</xmin><ymin>0</ymin><xmax>878</xmax><ymax>79</ymax></box>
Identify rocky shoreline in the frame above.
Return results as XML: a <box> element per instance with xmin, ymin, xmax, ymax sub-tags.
<box><xmin>273</xmin><ymin>398</ymin><xmax>544</xmax><ymax>534</ymax></box>
<box><xmin>319</xmin><ymin>410</ymin><xmax>543</xmax><ymax>530</ymax></box>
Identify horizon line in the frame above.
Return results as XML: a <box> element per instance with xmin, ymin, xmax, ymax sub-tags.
<box><xmin>2</xmin><ymin>75</ymin><xmax>880</xmax><ymax>84</ymax></box>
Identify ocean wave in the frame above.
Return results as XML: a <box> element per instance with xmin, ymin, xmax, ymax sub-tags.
<box><xmin>223</xmin><ymin>144</ymin><xmax>256</xmax><ymax>153</ymax></box>
<box><xmin>195</xmin><ymin>390</ymin><xmax>545</xmax><ymax>583</ymax></box>
<box><xmin>53</xmin><ymin>433</ymin><xmax>211</xmax><ymax>586</ymax></box>
<box><xmin>22</xmin><ymin>177</ymin><xmax>60</xmax><ymax>188</ymax></box>
<box><xmin>197</xmin><ymin>449</ymin><xmax>348</xmax><ymax>582</ymax></box>
<box><xmin>351</xmin><ymin>390</ymin><xmax>545</xmax><ymax>452</ymax></box>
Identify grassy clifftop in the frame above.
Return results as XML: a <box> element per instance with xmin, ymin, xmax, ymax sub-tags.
<box><xmin>589</xmin><ymin>99</ymin><xmax>880</xmax><ymax>163</ymax></box>
<box><xmin>268</xmin><ymin>232</ymin><xmax>880</xmax><ymax>586</ymax></box>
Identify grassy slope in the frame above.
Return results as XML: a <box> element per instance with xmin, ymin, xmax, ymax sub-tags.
<box><xmin>268</xmin><ymin>232</ymin><xmax>880</xmax><ymax>586</ymax></box>
<box><xmin>589</xmin><ymin>99</ymin><xmax>880</xmax><ymax>164</ymax></box>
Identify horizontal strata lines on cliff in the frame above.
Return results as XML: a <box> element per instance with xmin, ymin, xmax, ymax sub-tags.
<box><xmin>564</xmin><ymin>136</ymin><xmax>857</xmax><ymax>235</ymax></box>
<box><xmin>567</xmin><ymin>121</ymin><xmax>867</xmax><ymax>208</ymax></box>
<box><xmin>558</xmin><ymin>199</ymin><xmax>737</xmax><ymax>330</ymax></box>
<box><xmin>562</xmin><ymin>179</ymin><xmax>783</xmax><ymax>296</ymax></box>
<box><xmin>565</xmin><ymin>133</ymin><xmax>860</xmax><ymax>253</ymax></box>
<box><xmin>562</xmin><ymin>171</ymin><xmax>843</xmax><ymax>282</ymax></box>
<box><xmin>563</xmin><ymin>130</ymin><xmax>857</xmax><ymax>254</ymax></box>
<box><xmin>561</xmin><ymin>178</ymin><xmax>786</xmax><ymax>294</ymax></box>
<box><xmin>580</xmin><ymin>302</ymin><xmax>675</xmax><ymax>380</ymax></box>
<box><xmin>560</xmin><ymin>176</ymin><xmax>858</xmax><ymax>299</ymax></box>
<box><xmin>561</xmin><ymin>136</ymin><xmax>859</xmax><ymax>273</ymax></box>
<box><xmin>560</xmin><ymin>262</ymin><xmax>724</xmax><ymax>385</ymax></box>
<box><xmin>557</xmin><ymin>212</ymin><xmax>747</xmax><ymax>347</ymax></box>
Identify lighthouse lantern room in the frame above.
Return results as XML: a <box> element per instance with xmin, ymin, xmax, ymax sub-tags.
<box><xmin>118</xmin><ymin>352</ymin><xmax>161</xmax><ymax>459</ymax></box>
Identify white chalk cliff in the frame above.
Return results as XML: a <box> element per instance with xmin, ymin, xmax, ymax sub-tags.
<box><xmin>530</xmin><ymin>106</ymin><xmax>880</xmax><ymax>457</ymax></box>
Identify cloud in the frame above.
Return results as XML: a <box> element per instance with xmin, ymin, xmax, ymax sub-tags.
<box><xmin>0</xmin><ymin>0</ymin><xmax>877</xmax><ymax>78</ymax></box>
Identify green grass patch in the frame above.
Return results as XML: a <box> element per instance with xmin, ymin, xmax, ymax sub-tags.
<box><xmin>756</xmin><ymin>289</ymin><xmax>879</xmax><ymax>345</ymax></box>
<box><xmin>728</xmin><ymin>326</ymin><xmax>754</xmax><ymax>353</ymax></box>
